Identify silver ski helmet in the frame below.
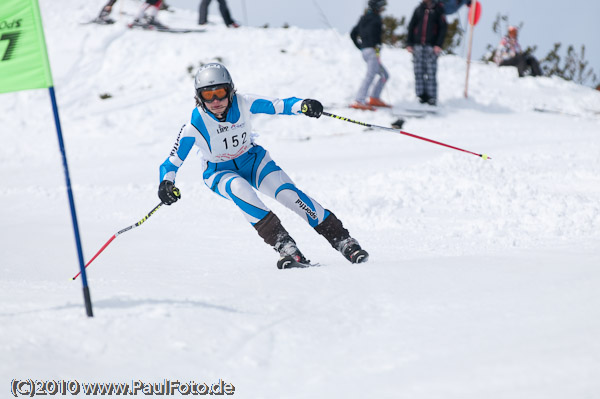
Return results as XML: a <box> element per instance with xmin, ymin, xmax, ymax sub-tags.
<box><xmin>194</xmin><ymin>63</ymin><xmax>235</xmax><ymax>110</ymax></box>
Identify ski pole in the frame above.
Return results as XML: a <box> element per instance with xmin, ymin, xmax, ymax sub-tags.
<box><xmin>71</xmin><ymin>202</ymin><xmax>164</xmax><ymax>280</ymax></box>
<box><xmin>322</xmin><ymin>111</ymin><xmax>491</xmax><ymax>160</ymax></box>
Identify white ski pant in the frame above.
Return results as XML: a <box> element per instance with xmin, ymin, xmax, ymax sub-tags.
<box><xmin>203</xmin><ymin>145</ymin><xmax>328</xmax><ymax>228</ymax></box>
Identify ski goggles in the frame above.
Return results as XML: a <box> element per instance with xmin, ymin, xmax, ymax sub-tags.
<box><xmin>198</xmin><ymin>86</ymin><xmax>229</xmax><ymax>102</ymax></box>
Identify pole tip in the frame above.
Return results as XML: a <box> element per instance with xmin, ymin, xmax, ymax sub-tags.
<box><xmin>481</xmin><ymin>154</ymin><xmax>489</xmax><ymax>160</ymax></box>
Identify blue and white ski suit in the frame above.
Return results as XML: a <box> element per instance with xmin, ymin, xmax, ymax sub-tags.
<box><xmin>160</xmin><ymin>93</ymin><xmax>330</xmax><ymax>227</ymax></box>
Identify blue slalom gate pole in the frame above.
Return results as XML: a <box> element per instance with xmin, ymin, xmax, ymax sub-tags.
<box><xmin>48</xmin><ymin>86</ymin><xmax>93</xmax><ymax>317</ymax></box>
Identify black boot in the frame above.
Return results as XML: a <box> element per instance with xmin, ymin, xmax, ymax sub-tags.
<box><xmin>339</xmin><ymin>238</ymin><xmax>369</xmax><ymax>264</ymax></box>
<box><xmin>274</xmin><ymin>236</ymin><xmax>309</xmax><ymax>267</ymax></box>
<box><xmin>314</xmin><ymin>211</ymin><xmax>369</xmax><ymax>263</ymax></box>
<box><xmin>146</xmin><ymin>16</ymin><xmax>167</xmax><ymax>29</ymax></box>
<box><xmin>255</xmin><ymin>212</ymin><xmax>309</xmax><ymax>268</ymax></box>
<box><xmin>528</xmin><ymin>55</ymin><xmax>542</xmax><ymax>77</ymax></box>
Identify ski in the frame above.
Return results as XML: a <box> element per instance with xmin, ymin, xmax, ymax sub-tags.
<box><xmin>277</xmin><ymin>256</ymin><xmax>320</xmax><ymax>269</ymax></box>
<box><xmin>397</xmin><ymin>107</ymin><xmax>438</xmax><ymax>115</ymax></box>
<box><xmin>150</xmin><ymin>27</ymin><xmax>206</xmax><ymax>34</ymax></box>
<box><xmin>533</xmin><ymin>107</ymin><xmax>580</xmax><ymax>117</ymax></box>
<box><xmin>392</xmin><ymin>111</ymin><xmax>427</xmax><ymax>119</ymax></box>
<box><xmin>80</xmin><ymin>18</ymin><xmax>116</xmax><ymax>25</ymax></box>
<box><xmin>390</xmin><ymin>107</ymin><xmax>438</xmax><ymax>119</ymax></box>
<box><xmin>128</xmin><ymin>23</ymin><xmax>205</xmax><ymax>33</ymax></box>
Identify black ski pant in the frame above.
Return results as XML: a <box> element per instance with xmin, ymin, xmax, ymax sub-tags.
<box><xmin>500</xmin><ymin>54</ymin><xmax>542</xmax><ymax>77</ymax></box>
<box><xmin>198</xmin><ymin>0</ymin><xmax>234</xmax><ymax>25</ymax></box>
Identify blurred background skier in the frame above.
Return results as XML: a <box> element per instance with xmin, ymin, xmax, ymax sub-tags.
<box><xmin>349</xmin><ymin>0</ymin><xmax>390</xmax><ymax>111</ymax></box>
<box><xmin>494</xmin><ymin>26</ymin><xmax>542</xmax><ymax>77</ymax></box>
<box><xmin>406</xmin><ymin>0</ymin><xmax>448</xmax><ymax>106</ymax></box>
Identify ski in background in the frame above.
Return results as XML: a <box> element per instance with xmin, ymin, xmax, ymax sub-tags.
<box><xmin>81</xmin><ymin>17</ymin><xmax>116</xmax><ymax>25</ymax></box>
<box><xmin>128</xmin><ymin>24</ymin><xmax>206</xmax><ymax>33</ymax></box>
<box><xmin>532</xmin><ymin>107</ymin><xmax>598</xmax><ymax>118</ymax></box>
<box><xmin>391</xmin><ymin>101</ymin><xmax>440</xmax><ymax>118</ymax></box>
<box><xmin>128</xmin><ymin>19</ymin><xmax>206</xmax><ymax>33</ymax></box>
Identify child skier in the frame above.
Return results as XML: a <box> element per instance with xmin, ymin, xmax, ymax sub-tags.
<box><xmin>158</xmin><ymin>63</ymin><xmax>369</xmax><ymax>269</ymax></box>
<box><xmin>493</xmin><ymin>26</ymin><xmax>542</xmax><ymax>77</ymax></box>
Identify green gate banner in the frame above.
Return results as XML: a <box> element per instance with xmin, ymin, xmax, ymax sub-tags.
<box><xmin>0</xmin><ymin>0</ymin><xmax>53</xmax><ymax>94</ymax></box>
<box><xmin>0</xmin><ymin>0</ymin><xmax>93</xmax><ymax>317</ymax></box>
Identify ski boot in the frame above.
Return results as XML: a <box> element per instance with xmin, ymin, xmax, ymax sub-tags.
<box><xmin>349</xmin><ymin>101</ymin><xmax>375</xmax><ymax>111</ymax></box>
<box><xmin>94</xmin><ymin>8</ymin><xmax>116</xmax><ymax>24</ymax></box>
<box><xmin>128</xmin><ymin>18</ymin><xmax>143</xmax><ymax>28</ymax></box>
<box><xmin>275</xmin><ymin>239</ymin><xmax>310</xmax><ymax>269</ymax></box>
<box><xmin>339</xmin><ymin>238</ymin><xmax>369</xmax><ymax>264</ymax></box>
<box><xmin>314</xmin><ymin>211</ymin><xmax>370</xmax><ymax>264</ymax></box>
<box><xmin>367</xmin><ymin>97</ymin><xmax>391</xmax><ymax>108</ymax></box>
<box><xmin>254</xmin><ymin>212</ymin><xmax>311</xmax><ymax>269</ymax></box>
<box><xmin>146</xmin><ymin>16</ymin><xmax>168</xmax><ymax>30</ymax></box>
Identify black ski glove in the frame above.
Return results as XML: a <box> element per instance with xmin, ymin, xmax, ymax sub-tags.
<box><xmin>158</xmin><ymin>180</ymin><xmax>181</xmax><ymax>205</ymax></box>
<box><xmin>301</xmin><ymin>99</ymin><xmax>323</xmax><ymax>118</ymax></box>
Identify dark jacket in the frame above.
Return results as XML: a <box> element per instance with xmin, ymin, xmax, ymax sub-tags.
<box><xmin>407</xmin><ymin>1</ymin><xmax>448</xmax><ymax>48</ymax></box>
<box><xmin>350</xmin><ymin>10</ymin><xmax>382</xmax><ymax>49</ymax></box>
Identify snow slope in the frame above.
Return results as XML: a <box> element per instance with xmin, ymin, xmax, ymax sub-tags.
<box><xmin>1</xmin><ymin>1</ymin><xmax>600</xmax><ymax>398</ymax></box>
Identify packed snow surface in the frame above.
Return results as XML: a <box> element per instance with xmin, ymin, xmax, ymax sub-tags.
<box><xmin>1</xmin><ymin>1</ymin><xmax>599</xmax><ymax>398</ymax></box>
